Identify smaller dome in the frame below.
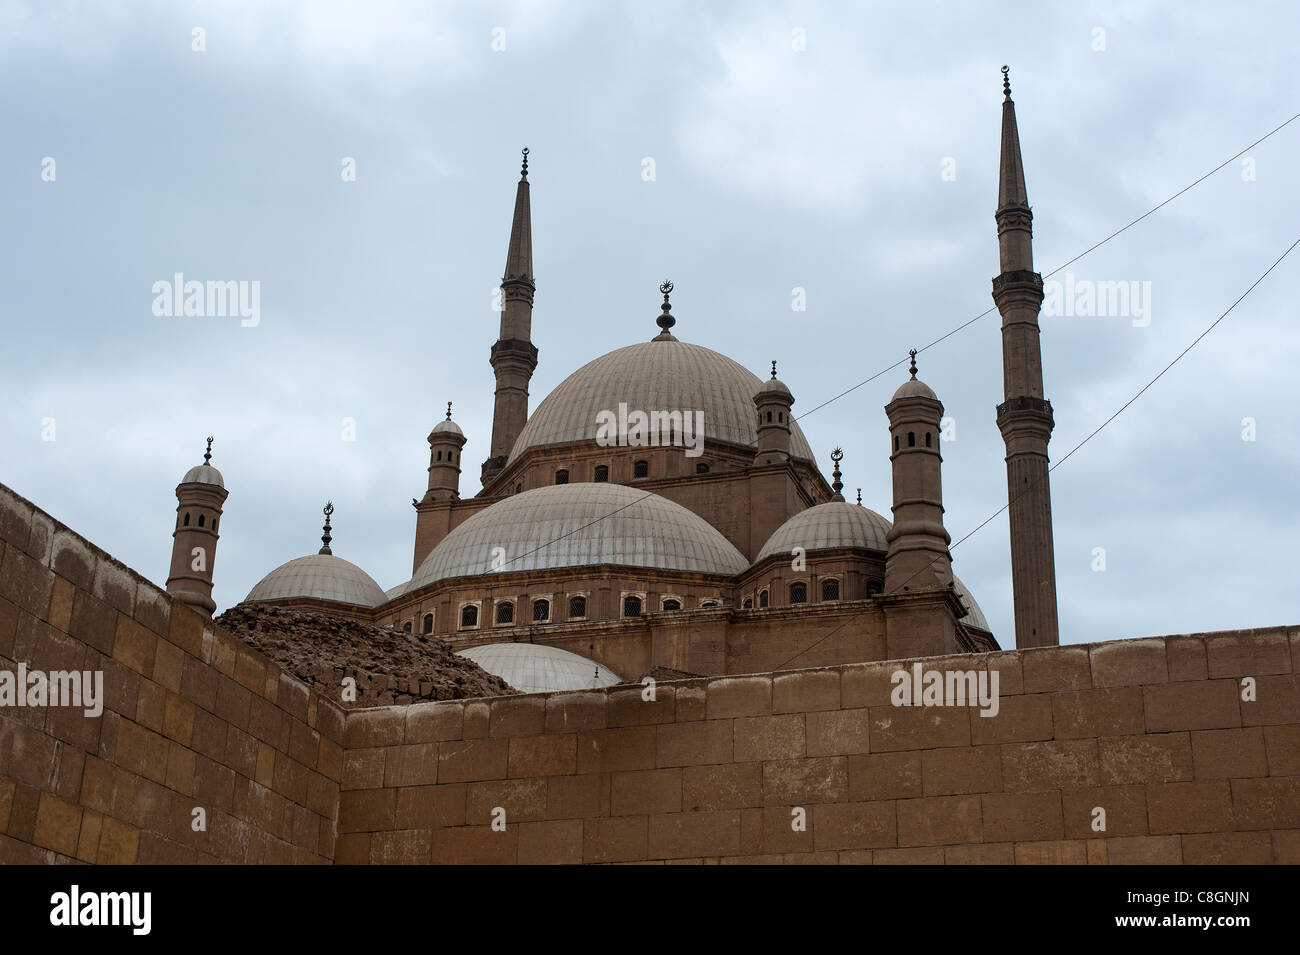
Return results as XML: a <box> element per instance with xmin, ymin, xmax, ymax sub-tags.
<box><xmin>384</xmin><ymin>580</ymin><xmax>411</xmax><ymax>602</ymax></box>
<box><xmin>458</xmin><ymin>643</ymin><xmax>622</xmax><ymax>694</ymax></box>
<box><xmin>952</xmin><ymin>576</ymin><xmax>989</xmax><ymax>631</ymax></box>
<box><xmin>891</xmin><ymin>378</ymin><xmax>937</xmax><ymax>401</ymax></box>
<box><xmin>245</xmin><ymin>553</ymin><xmax>386</xmax><ymax>607</ymax></box>
<box><xmin>757</xmin><ymin>376</ymin><xmax>792</xmax><ymax>398</ymax></box>
<box><xmin>181</xmin><ymin>464</ymin><xmax>225</xmax><ymax>488</ymax></box>
<box><xmin>431</xmin><ymin>418</ymin><xmax>464</xmax><ymax>437</ymax></box>
<box><xmin>756</xmin><ymin>501</ymin><xmax>892</xmax><ymax>563</ymax></box>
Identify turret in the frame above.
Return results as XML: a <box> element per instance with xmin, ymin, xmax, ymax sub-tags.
<box><xmin>883</xmin><ymin>353</ymin><xmax>952</xmax><ymax>593</ymax></box>
<box><xmin>165</xmin><ymin>437</ymin><xmax>228</xmax><ymax>616</ymax></box>
<box><xmin>424</xmin><ymin>402</ymin><xmax>467</xmax><ymax>502</ymax></box>
<box><xmin>753</xmin><ymin>361</ymin><xmax>794</xmax><ymax>466</ymax></box>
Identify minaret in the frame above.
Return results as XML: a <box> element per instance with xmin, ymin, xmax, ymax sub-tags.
<box><xmin>483</xmin><ymin>147</ymin><xmax>538</xmax><ymax>486</ymax></box>
<box><xmin>753</xmin><ymin>360</ymin><xmax>794</xmax><ymax>466</ymax></box>
<box><xmin>883</xmin><ymin>352</ymin><xmax>953</xmax><ymax>594</ymax></box>
<box><xmin>992</xmin><ymin>67</ymin><xmax>1059</xmax><ymax>648</ymax></box>
<box><xmin>166</xmin><ymin>437</ymin><xmax>228</xmax><ymax>616</ymax></box>
<box><xmin>424</xmin><ymin>402</ymin><xmax>467</xmax><ymax>502</ymax></box>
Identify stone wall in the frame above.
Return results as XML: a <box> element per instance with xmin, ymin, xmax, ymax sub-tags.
<box><xmin>2</xmin><ymin>480</ymin><xmax>1296</xmax><ymax>865</ymax></box>
<box><xmin>0</xmin><ymin>484</ymin><xmax>343</xmax><ymax>863</ymax></box>
<box><xmin>335</xmin><ymin>630</ymin><xmax>1299</xmax><ymax>864</ymax></box>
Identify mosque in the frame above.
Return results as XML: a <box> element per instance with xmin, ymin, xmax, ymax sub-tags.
<box><xmin>163</xmin><ymin>69</ymin><xmax>1059</xmax><ymax>694</ymax></box>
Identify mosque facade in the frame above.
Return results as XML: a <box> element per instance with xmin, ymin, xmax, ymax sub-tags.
<box><xmin>165</xmin><ymin>74</ymin><xmax>1061</xmax><ymax>693</ymax></box>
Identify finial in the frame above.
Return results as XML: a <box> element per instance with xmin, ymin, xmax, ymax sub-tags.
<box><xmin>856</xmin><ymin>488</ymin><xmax>862</xmax><ymax>506</ymax></box>
<box><xmin>655</xmin><ymin>280</ymin><xmax>677</xmax><ymax>336</ymax></box>
<box><xmin>1001</xmin><ymin>65</ymin><xmax>1011</xmax><ymax>101</ymax></box>
<box><xmin>908</xmin><ymin>348</ymin><xmax>918</xmax><ymax>379</ymax></box>
<box><xmin>830</xmin><ymin>447</ymin><xmax>844</xmax><ymax>500</ymax></box>
<box><xmin>770</xmin><ymin>360</ymin><xmax>777</xmax><ymax>380</ymax></box>
<box><xmin>520</xmin><ymin>147</ymin><xmax>529</xmax><ymax>179</ymax></box>
<box><xmin>319</xmin><ymin>501</ymin><xmax>334</xmax><ymax>555</ymax></box>
<box><xmin>446</xmin><ymin>401</ymin><xmax>453</xmax><ymax>420</ymax></box>
<box><xmin>203</xmin><ymin>436</ymin><xmax>213</xmax><ymax>465</ymax></box>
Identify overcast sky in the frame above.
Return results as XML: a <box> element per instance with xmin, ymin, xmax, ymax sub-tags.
<box><xmin>3</xmin><ymin>0</ymin><xmax>1297</xmax><ymax>647</ymax></box>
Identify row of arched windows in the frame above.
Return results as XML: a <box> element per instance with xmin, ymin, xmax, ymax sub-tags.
<box><xmin>740</xmin><ymin>577</ymin><xmax>854</xmax><ymax>609</ymax></box>
<box><xmin>179</xmin><ymin>512</ymin><xmax>217</xmax><ymax>531</ymax></box>
<box><xmin>434</xmin><ymin>449</ymin><xmax>458</xmax><ymax>462</ymax></box>
<box><xmin>894</xmin><ymin>431</ymin><xmax>934</xmax><ymax>451</ymax></box>
<box><xmin>555</xmin><ymin>461</ymin><xmax>711</xmax><ymax>486</ymax></box>
<box><xmin>457</xmin><ymin>595</ymin><xmax>588</xmax><ymax>629</ymax></box>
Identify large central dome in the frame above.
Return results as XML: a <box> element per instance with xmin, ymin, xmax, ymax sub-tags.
<box><xmin>506</xmin><ymin>338</ymin><xmax>816</xmax><ymax>464</ymax></box>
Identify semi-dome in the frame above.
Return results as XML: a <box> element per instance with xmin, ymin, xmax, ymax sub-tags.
<box><xmin>410</xmin><ymin>483</ymin><xmax>749</xmax><ymax>590</ymax></box>
<box><xmin>181</xmin><ymin>464</ymin><xmax>224</xmax><ymax>488</ymax></box>
<box><xmin>506</xmin><ymin>339</ymin><xmax>815</xmax><ymax>464</ymax></box>
<box><xmin>754</xmin><ymin>501</ymin><xmax>988</xmax><ymax>629</ymax></box>
<box><xmin>755</xmin><ymin>501</ymin><xmax>892</xmax><ymax>563</ymax></box>
<box><xmin>458</xmin><ymin>643</ymin><xmax>622</xmax><ymax>694</ymax></box>
<box><xmin>245</xmin><ymin>554</ymin><xmax>387</xmax><ymax>607</ymax></box>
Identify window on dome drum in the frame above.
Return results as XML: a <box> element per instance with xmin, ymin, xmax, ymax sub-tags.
<box><xmin>766</xmin><ymin>411</ymin><xmax>772</xmax><ymax>422</ymax></box>
<box><xmin>594</xmin><ymin>465</ymin><xmax>609</xmax><ymax>482</ymax></box>
<box><xmin>634</xmin><ymin>460</ymin><xmax>648</xmax><ymax>478</ymax></box>
<box><xmin>742</xmin><ymin>597</ymin><xmax>753</xmax><ymax>609</ymax></box>
<box><xmin>821</xmin><ymin>578</ymin><xmax>840</xmax><ymax>601</ymax></box>
<box><xmin>460</xmin><ymin>605</ymin><xmax>479</xmax><ymax>628</ymax></box>
<box><xmin>662</xmin><ymin>598</ymin><xmax>681</xmax><ymax>611</ymax></box>
<box><xmin>403</xmin><ymin>621</ymin><xmax>412</xmax><ymax>633</ymax></box>
<box><xmin>422</xmin><ymin>613</ymin><xmax>434</xmax><ymax>634</ymax></box>
<box><xmin>700</xmin><ymin>600</ymin><xmax>718</xmax><ymax>608</ymax></box>
<box><xmin>533</xmin><ymin>599</ymin><xmax>550</xmax><ymax>622</ymax></box>
<box><xmin>908</xmin><ymin>431</ymin><xmax>915</xmax><ymax>447</ymax></box>
<box><xmin>197</xmin><ymin>514</ymin><xmax>204</xmax><ymax>527</ymax></box>
<box><xmin>555</xmin><ymin>469</ymin><xmax>568</xmax><ymax>485</ymax></box>
<box><xmin>778</xmin><ymin>412</ymin><xmax>784</xmax><ymax>423</ymax></box>
<box><xmin>759</xmin><ymin>590</ymin><xmax>769</xmax><ymax>608</ymax></box>
<box><xmin>696</xmin><ymin>462</ymin><xmax>709</xmax><ymax>474</ymax></box>
<box><xmin>623</xmin><ymin>595</ymin><xmax>642</xmax><ymax>617</ymax></box>
<box><xmin>790</xmin><ymin>582</ymin><xmax>808</xmax><ymax>604</ymax></box>
<box><xmin>496</xmin><ymin>602</ymin><xmax>514</xmax><ymax>625</ymax></box>
<box><xmin>866</xmin><ymin>579</ymin><xmax>883</xmax><ymax>597</ymax></box>
<box><xmin>568</xmin><ymin>595</ymin><xmax>587</xmax><ymax>619</ymax></box>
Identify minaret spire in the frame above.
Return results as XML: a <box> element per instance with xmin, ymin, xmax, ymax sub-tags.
<box><xmin>991</xmin><ymin>67</ymin><xmax>1060</xmax><ymax>648</ymax></box>
<box><xmin>484</xmin><ymin>147</ymin><xmax>539</xmax><ymax>487</ymax></box>
<box><xmin>830</xmin><ymin>447</ymin><xmax>844</xmax><ymax>502</ymax></box>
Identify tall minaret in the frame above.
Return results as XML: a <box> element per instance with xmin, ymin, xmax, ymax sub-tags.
<box><xmin>992</xmin><ymin>67</ymin><xmax>1059</xmax><ymax>648</ymax></box>
<box><xmin>166</xmin><ymin>437</ymin><xmax>228</xmax><ymax>616</ymax></box>
<box><xmin>482</xmin><ymin>147</ymin><xmax>538</xmax><ymax>486</ymax></box>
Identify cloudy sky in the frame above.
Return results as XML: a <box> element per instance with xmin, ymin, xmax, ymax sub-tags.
<box><xmin>3</xmin><ymin>0</ymin><xmax>1297</xmax><ymax>647</ymax></box>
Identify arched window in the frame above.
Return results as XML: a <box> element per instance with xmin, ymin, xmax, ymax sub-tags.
<box><xmin>460</xmin><ymin>605</ymin><xmax>479</xmax><ymax>628</ymax></box>
<box><xmin>925</xmin><ymin>432</ymin><xmax>932</xmax><ymax>447</ymax></box>
<box><xmin>790</xmin><ymin>582</ymin><xmax>808</xmax><ymax>604</ymax></box>
<box><xmin>778</xmin><ymin>412</ymin><xmax>784</xmax><ymax>423</ymax></box>
<box><xmin>197</xmin><ymin>514</ymin><xmax>204</xmax><ymax>527</ymax></box>
<box><xmin>894</xmin><ymin>435</ymin><xmax>899</xmax><ymax>451</ymax></box>
<box><xmin>211</xmin><ymin>519</ymin><xmax>217</xmax><ymax>532</ymax></box>
<box><xmin>623</xmin><ymin>595</ymin><xmax>642</xmax><ymax>617</ymax></box>
<box><xmin>908</xmin><ymin>431</ymin><xmax>915</xmax><ymax>447</ymax></box>
<box><xmin>821</xmin><ymin>578</ymin><xmax>840</xmax><ymax>601</ymax></box>
<box><xmin>568</xmin><ymin>595</ymin><xmax>587</xmax><ymax>619</ymax></box>
<box><xmin>496</xmin><ymin>602</ymin><xmax>514</xmax><ymax>625</ymax></box>
<box><xmin>533</xmin><ymin>599</ymin><xmax>550</xmax><ymax>622</ymax></box>
<box><xmin>594</xmin><ymin>465</ymin><xmax>609</xmax><ymax>482</ymax></box>
<box><xmin>555</xmin><ymin>469</ymin><xmax>568</xmax><ymax>485</ymax></box>
<box><xmin>516</xmin><ymin>483</ymin><xmax>522</xmax><ymax>494</ymax></box>
<box><xmin>634</xmin><ymin>460</ymin><xmax>648</xmax><ymax>478</ymax></box>
<box><xmin>437</xmin><ymin>450</ymin><xmax>442</xmax><ymax>461</ymax></box>
<box><xmin>662</xmin><ymin>598</ymin><xmax>681</xmax><ymax>611</ymax></box>
<box><xmin>742</xmin><ymin>597</ymin><xmax>753</xmax><ymax>609</ymax></box>
<box><xmin>865</xmin><ymin>579</ymin><xmax>883</xmax><ymax>597</ymax></box>
<box><xmin>766</xmin><ymin>411</ymin><xmax>773</xmax><ymax>422</ymax></box>
<box><xmin>700</xmin><ymin>600</ymin><xmax>718</xmax><ymax>608</ymax></box>
<box><xmin>759</xmin><ymin>590</ymin><xmax>769</xmax><ymax>608</ymax></box>
<box><xmin>183</xmin><ymin>513</ymin><xmax>190</xmax><ymax>526</ymax></box>
<box><xmin>695</xmin><ymin>462</ymin><xmax>709</xmax><ymax>474</ymax></box>
<box><xmin>403</xmin><ymin>621</ymin><xmax>412</xmax><ymax>633</ymax></box>
<box><xmin>422</xmin><ymin>613</ymin><xmax>434</xmax><ymax>634</ymax></box>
